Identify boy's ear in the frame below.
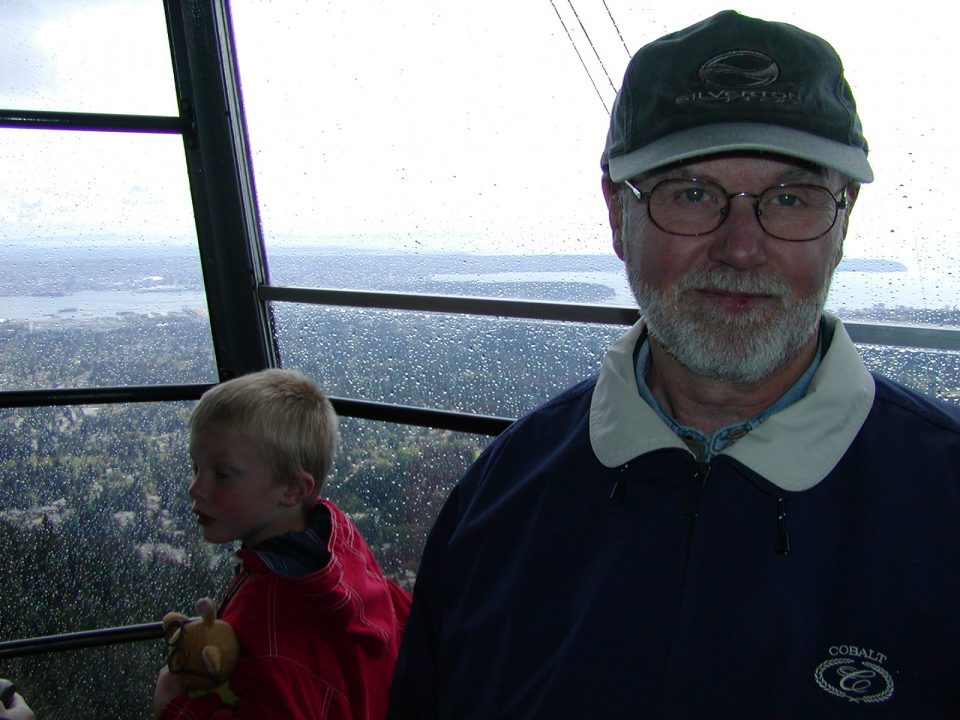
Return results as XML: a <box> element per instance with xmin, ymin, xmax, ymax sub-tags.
<box><xmin>280</xmin><ymin>469</ymin><xmax>316</xmax><ymax>507</ymax></box>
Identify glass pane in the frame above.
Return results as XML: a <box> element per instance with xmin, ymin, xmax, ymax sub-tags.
<box><xmin>0</xmin><ymin>407</ymin><xmax>480</xmax><ymax>716</ymax></box>
<box><xmin>3</xmin><ymin>645</ymin><xmax>167</xmax><ymax>720</ymax></box>
<box><xmin>324</xmin><ymin>418</ymin><xmax>490</xmax><ymax>585</ymax></box>
<box><xmin>233</xmin><ymin>0</ymin><xmax>613</xmax><ymax>277</ymax></box>
<box><xmin>273</xmin><ymin>304</ymin><xmax>625</xmax><ymax>417</ymax></box>
<box><xmin>0</xmin><ymin>0</ymin><xmax>177</xmax><ymax>115</ymax></box>
<box><xmin>0</xmin><ymin>403</ymin><xmax>229</xmax><ymax>718</ymax></box>
<box><xmin>234</xmin><ymin>0</ymin><xmax>960</xmax><ymax>328</ymax></box>
<box><xmin>858</xmin><ymin>345</ymin><xmax>960</xmax><ymax>406</ymax></box>
<box><xmin>0</xmin><ymin>129</ymin><xmax>216</xmax><ymax>389</ymax></box>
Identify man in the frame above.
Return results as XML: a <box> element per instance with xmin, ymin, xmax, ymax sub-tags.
<box><xmin>389</xmin><ymin>11</ymin><xmax>960</xmax><ymax>718</ymax></box>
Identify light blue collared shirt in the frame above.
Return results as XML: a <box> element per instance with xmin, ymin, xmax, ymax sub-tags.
<box><xmin>634</xmin><ymin>334</ymin><xmax>822</xmax><ymax>463</ymax></box>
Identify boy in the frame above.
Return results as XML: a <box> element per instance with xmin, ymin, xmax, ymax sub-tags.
<box><xmin>153</xmin><ymin>369</ymin><xmax>411</xmax><ymax>719</ymax></box>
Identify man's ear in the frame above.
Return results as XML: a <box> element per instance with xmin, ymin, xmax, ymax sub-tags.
<box><xmin>601</xmin><ymin>174</ymin><xmax>625</xmax><ymax>260</ymax></box>
<box><xmin>835</xmin><ymin>182</ymin><xmax>860</xmax><ymax>268</ymax></box>
<box><xmin>840</xmin><ymin>182</ymin><xmax>860</xmax><ymax>238</ymax></box>
<box><xmin>281</xmin><ymin>469</ymin><xmax>316</xmax><ymax>507</ymax></box>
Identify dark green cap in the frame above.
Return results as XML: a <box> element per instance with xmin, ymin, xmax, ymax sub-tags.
<box><xmin>601</xmin><ymin>11</ymin><xmax>872</xmax><ymax>183</ymax></box>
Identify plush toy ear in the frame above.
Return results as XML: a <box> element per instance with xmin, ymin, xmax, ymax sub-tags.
<box><xmin>195</xmin><ymin>597</ymin><xmax>217</xmax><ymax>624</ymax></box>
<box><xmin>162</xmin><ymin>612</ymin><xmax>190</xmax><ymax>642</ymax></box>
<box><xmin>201</xmin><ymin>645</ymin><xmax>223</xmax><ymax>675</ymax></box>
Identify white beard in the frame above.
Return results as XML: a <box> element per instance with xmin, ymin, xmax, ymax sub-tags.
<box><xmin>626</xmin><ymin>261</ymin><xmax>830</xmax><ymax>385</ymax></box>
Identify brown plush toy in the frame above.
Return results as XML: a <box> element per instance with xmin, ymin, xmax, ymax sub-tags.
<box><xmin>163</xmin><ymin>597</ymin><xmax>240</xmax><ymax>692</ymax></box>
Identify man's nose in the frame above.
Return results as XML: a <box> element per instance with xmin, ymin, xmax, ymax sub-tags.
<box><xmin>707</xmin><ymin>195</ymin><xmax>769</xmax><ymax>270</ymax></box>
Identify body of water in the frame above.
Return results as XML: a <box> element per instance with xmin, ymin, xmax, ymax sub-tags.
<box><xmin>0</xmin><ymin>289</ymin><xmax>207</xmax><ymax>322</ymax></box>
<box><xmin>433</xmin><ymin>267</ymin><xmax>954</xmax><ymax>314</ymax></box>
<box><xmin>0</xmin><ymin>266</ymin><xmax>954</xmax><ymax>325</ymax></box>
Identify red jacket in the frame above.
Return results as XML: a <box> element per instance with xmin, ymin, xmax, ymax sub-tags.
<box><xmin>161</xmin><ymin>499</ymin><xmax>411</xmax><ymax>719</ymax></box>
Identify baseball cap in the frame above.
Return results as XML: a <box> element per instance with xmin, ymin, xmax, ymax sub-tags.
<box><xmin>601</xmin><ymin>11</ymin><xmax>873</xmax><ymax>183</ymax></box>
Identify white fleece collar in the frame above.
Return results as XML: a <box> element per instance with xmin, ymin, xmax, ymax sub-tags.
<box><xmin>589</xmin><ymin>314</ymin><xmax>876</xmax><ymax>491</ymax></box>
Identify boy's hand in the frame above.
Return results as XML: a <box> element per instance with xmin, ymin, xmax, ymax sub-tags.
<box><xmin>0</xmin><ymin>693</ymin><xmax>35</xmax><ymax>720</ymax></box>
<box><xmin>152</xmin><ymin>667</ymin><xmax>184</xmax><ymax>719</ymax></box>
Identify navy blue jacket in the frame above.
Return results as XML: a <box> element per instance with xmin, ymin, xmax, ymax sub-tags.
<box><xmin>389</xmin><ymin>317</ymin><xmax>960</xmax><ymax>718</ymax></box>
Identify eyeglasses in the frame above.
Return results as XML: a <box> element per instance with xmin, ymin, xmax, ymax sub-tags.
<box><xmin>623</xmin><ymin>178</ymin><xmax>849</xmax><ymax>242</ymax></box>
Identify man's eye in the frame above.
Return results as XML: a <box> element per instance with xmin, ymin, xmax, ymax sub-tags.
<box><xmin>773</xmin><ymin>193</ymin><xmax>801</xmax><ymax>207</ymax></box>
<box><xmin>681</xmin><ymin>187</ymin><xmax>709</xmax><ymax>203</ymax></box>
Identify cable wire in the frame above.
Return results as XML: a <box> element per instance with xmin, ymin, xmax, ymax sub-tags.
<box><xmin>601</xmin><ymin>0</ymin><xmax>631</xmax><ymax>57</ymax></box>
<box><xmin>565</xmin><ymin>0</ymin><xmax>617</xmax><ymax>92</ymax></box>
<box><xmin>546</xmin><ymin>0</ymin><xmax>609</xmax><ymax>114</ymax></box>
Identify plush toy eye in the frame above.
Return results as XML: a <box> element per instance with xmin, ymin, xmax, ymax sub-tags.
<box><xmin>202</xmin><ymin>645</ymin><xmax>223</xmax><ymax>674</ymax></box>
<box><xmin>167</xmin><ymin>645</ymin><xmax>189</xmax><ymax>673</ymax></box>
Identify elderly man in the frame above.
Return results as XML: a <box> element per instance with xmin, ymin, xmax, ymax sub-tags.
<box><xmin>389</xmin><ymin>11</ymin><xmax>960</xmax><ymax>718</ymax></box>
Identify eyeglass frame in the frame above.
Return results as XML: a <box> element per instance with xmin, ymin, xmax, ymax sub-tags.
<box><xmin>622</xmin><ymin>177</ymin><xmax>850</xmax><ymax>242</ymax></box>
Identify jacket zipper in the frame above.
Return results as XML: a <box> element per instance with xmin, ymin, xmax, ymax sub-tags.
<box><xmin>608</xmin><ymin>463</ymin><xmax>629</xmax><ymax>504</ymax></box>
<box><xmin>683</xmin><ymin>461</ymin><xmax>711</xmax><ymax>518</ymax></box>
<box><xmin>775</xmin><ymin>497</ymin><xmax>791</xmax><ymax>555</ymax></box>
<box><xmin>679</xmin><ymin>461</ymin><xmax>710</xmax><ymax>590</ymax></box>
<box><xmin>658</xmin><ymin>460</ymin><xmax>712</xmax><ymax>716</ymax></box>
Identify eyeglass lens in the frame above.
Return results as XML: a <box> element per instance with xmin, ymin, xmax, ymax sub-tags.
<box><xmin>648</xmin><ymin>179</ymin><xmax>840</xmax><ymax>241</ymax></box>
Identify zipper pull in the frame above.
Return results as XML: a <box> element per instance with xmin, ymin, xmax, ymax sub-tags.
<box><xmin>775</xmin><ymin>497</ymin><xmax>791</xmax><ymax>555</ymax></box>
<box><xmin>682</xmin><ymin>462</ymin><xmax>710</xmax><ymax>517</ymax></box>
<box><xmin>609</xmin><ymin>464</ymin><xmax>628</xmax><ymax>504</ymax></box>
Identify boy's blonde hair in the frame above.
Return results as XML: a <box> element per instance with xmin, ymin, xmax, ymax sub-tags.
<box><xmin>190</xmin><ymin>369</ymin><xmax>339</xmax><ymax>500</ymax></box>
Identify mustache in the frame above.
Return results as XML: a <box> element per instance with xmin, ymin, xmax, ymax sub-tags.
<box><xmin>676</xmin><ymin>269</ymin><xmax>791</xmax><ymax>297</ymax></box>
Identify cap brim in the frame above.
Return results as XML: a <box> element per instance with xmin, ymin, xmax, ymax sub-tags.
<box><xmin>607</xmin><ymin>122</ymin><xmax>873</xmax><ymax>183</ymax></box>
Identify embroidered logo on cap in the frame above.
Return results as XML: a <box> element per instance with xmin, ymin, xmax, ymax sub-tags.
<box><xmin>814</xmin><ymin>645</ymin><xmax>894</xmax><ymax>704</ymax></box>
<box><xmin>698</xmin><ymin>50</ymin><xmax>779</xmax><ymax>89</ymax></box>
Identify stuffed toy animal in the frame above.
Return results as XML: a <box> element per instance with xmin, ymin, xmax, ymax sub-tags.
<box><xmin>163</xmin><ymin>597</ymin><xmax>240</xmax><ymax>692</ymax></box>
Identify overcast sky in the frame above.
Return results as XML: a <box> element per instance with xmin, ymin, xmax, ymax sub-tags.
<box><xmin>1</xmin><ymin>0</ymin><xmax>957</xmax><ymax>311</ymax></box>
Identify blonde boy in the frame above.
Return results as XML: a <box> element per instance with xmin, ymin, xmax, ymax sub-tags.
<box><xmin>153</xmin><ymin>369</ymin><xmax>411</xmax><ymax>720</ymax></box>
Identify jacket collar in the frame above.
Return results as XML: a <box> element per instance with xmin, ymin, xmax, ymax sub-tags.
<box><xmin>589</xmin><ymin>313</ymin><xmax>875</xmax><ymax>491</ymax></box>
